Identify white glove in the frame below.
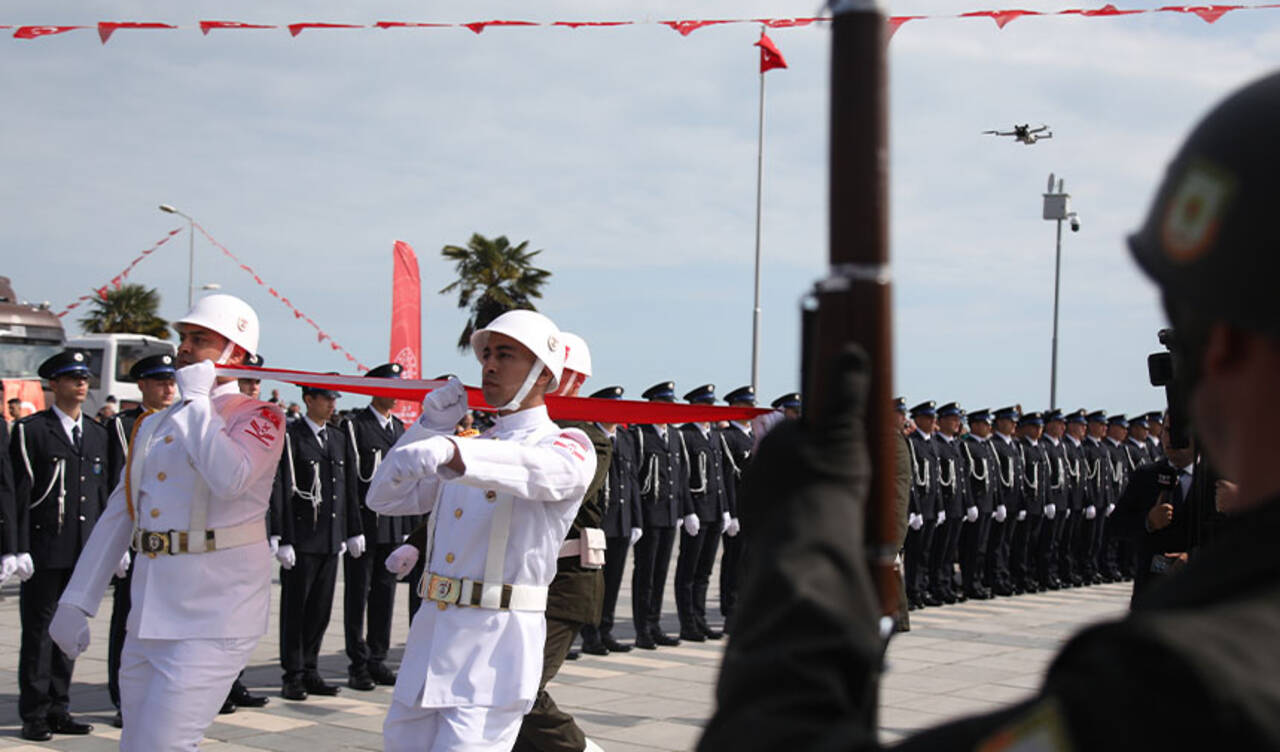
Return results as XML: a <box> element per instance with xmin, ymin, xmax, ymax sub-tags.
<box><xmin>721</xmin><ymin>511</ymin><xmax>731</xmax><ymax>531</ymax></box>
<box><xmin>994</xmin><ymin>504</ymin><xmax>1007</xmax><ymax>522</ymax></box>
<box><xmin>629</xmin><ymin>527</ymin><xmax>643</xmax><ymax>546</ymax></box>
<box><xmin>338</xmin><ymin>541</ymin><xmax>348</xmax><ymax>556</ymax></box>
<box><xmin>49</xmin><ymin>603</ymin><xmax>91</xmax><ymax>659</ymax></box>
<box><xmin>14</xmin><ymin>553</ymin><xmax>34</xmax><ymax>582</ymax></box>
<box><xmin>175</xmin><ymin>359</ymin><xmax>216</xmax><ymax>400</ymax></box>
<box><xmin>908</xmin><ymin>513</ymin><xmax>924</xmax><ymax>531</ymax></box>
<box><xmin>1017</xmin><ymin>510</ymin><xmax>1027</xmax><ymax>522</ymax></box>
<box><xmin>936</xmin><ymin>509</ymin><xmax>946</xmax><ymax>525</ymax></box>
<box><xmin>0</xmin><ymin>554</ymin><xmax>17</xmax><ymax>584</ymax></box>
<box><xmin>269</xmin><ymin>535</ymin><xmax>280</xmax><ymax>556</ymax></box>
<box><xmin>385</xmin><ymin>543</ymin><xmax>419</xmax><ymax>580</ymax></box>
<box><xmin>682</xmin><ymin>514</ymin><xmax>701</xmax><ymax>536</ymax></box>
<box><xmin>1065</xmin><ymin>507</ymin><xmax>1072</xmax><ymax>519</ymax></box>
<box><xmin>387</xmin><ymin>435</ymin><xmax>457</xmax><ymax>485</ymax></box>
<box><xmin>1045</xmin><ymin>503</ymin><xmax>1057</xmax><ymax>520</ymax></box>
<box><xmin>276</xmin><ymin>543</ymin><xmax>296</xmax><ymax>570</ymax></box>
<box><xmin>419</xmin><ymin>376</ymin><xmax>469</xmax><ymax>432</ymax></box>
<box><xmin>965</xmin><ymin>506</ymin><xmax>979</xmax><ymax>523</ymax></box>
<box><xmin>1106</xmin><ymin>503</ymin><xmax>1116</xmax><ymax>517</ymax></box>
<box><xmin>345</xmin><ymin>535</ymin><xmax>366</xmax><ymax>559</ymax></box>
<box><xmin>725</xmin><ymin>518</ymin><xmax>741</xmax><ymax>537</ymax></box>
<box><xmin>1085</xmin><ymin>505</ymin><xmax>1097</xmax><ymax>520</ymax></box>
<box><xmin>114</xmin><ymin>551</ymin><xmax>131</xmax><ymax>579</ymax></box>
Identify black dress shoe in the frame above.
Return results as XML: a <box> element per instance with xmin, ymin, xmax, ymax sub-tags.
<box><xmin>602</xmin><ymin>637</ymin><xmax>632</xmax><ymax>653</ymax></box>
<box><xmin>230</xmin><ymin>679</ymin><xmax>269</xmax><ymax>708</ymax></box>
<box><xmin>679</xmin><ymin>630</ymin><xmax>707</xmax><ymax>643</ymax></box>
<box><xmin>219</xmin><ymin>698</ymin><xmax>237</xmax><ymax>715</ymax></box>
<box><xmin>111</xmin><ymin>711</ymin><xmax>123</xmax><ymax>728</ymax></box>
<box><xmin>702</xmin><ymin>628</ymin><xmax>724</xmax><ymax>640</ymax></box>
<box><xmin>581</xmin><ymin>641</ymin><xmax>609</xmax><ymax>656</ymax></box>
<box><xmin>304</xmin><ymin>676</ymin><xmax>341</xmax><ymax>696</ymax></box>
<box><xmin>47</xmin><ymin>714</ymin><xmax>92</xmax><ymax>735</ymax></box>
<box><xmin>565</xmin><ymin>650</ymin><xmax>580</xmax><ymax>661</ymax></box>
<box><xmin>348</xmin><ymin>670</ymin><xmax>376</xmax><ymax>691</ymax></box>
<box><xmin>921</xmin><ymin>592</ymin><xmax>943</xmax><ymax>607</ymax></box>
<box><xmin>992</xmin><ymin>583</ymin><xmax>1014</xmax><ymax>596</ymax></box>
<box><xmin>633</xmin><ymin>636</ymin><xmax>656</xmax><ymax>650</ymax></box>
<box><xmin>281</xmin><ymin>679</ymin><xmax>308</xmax><ymax>701</ymax></box>
<box><xmin>653</xmin><ymin>633</ymin><xmax>680</xmax><ymax>646</ymax></box>
<box><xmin>21</xmin><ymin>719</ymin><xmax>53</xmax><ymax>741</ymax></box>
<box><xmin>368</xmin><ymin>662</ymin><xmax>398</xmax><ymax>686</ymax></box>
<box><xmin>965</xmin><ymin>588</ymin><xmax>991</xmax><ymax>600</ymax></box>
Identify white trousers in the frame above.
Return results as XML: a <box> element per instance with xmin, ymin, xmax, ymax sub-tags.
<box><xmin>384</xmin><ymin>697</ymin><xmax>527</xmax><ymax>752</ymax></box>
<box><xmin>118</xmin><ymin>634</ymin><xmax>258</xmax><ymax>752</ymax></box>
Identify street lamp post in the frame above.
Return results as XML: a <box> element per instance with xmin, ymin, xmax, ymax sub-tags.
<box><xmin>158</xmin><ymin>204</ymin><xmax>196</xmax><ymax>308</ymax></box>
<box><xmin>1042</xmin><ymin>174</ymin><xmax>1080</xmax><ymax>410</ymax></box>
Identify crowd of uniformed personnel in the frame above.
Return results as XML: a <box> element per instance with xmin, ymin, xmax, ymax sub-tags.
<box><xmin>897</xmin><ymin>399</ymin><xmax>1169</xmax><ymax>615</ymax></box>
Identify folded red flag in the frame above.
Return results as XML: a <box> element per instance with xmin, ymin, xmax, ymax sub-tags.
<box><xmin>755</xmin><ymin>30</ymin><xmax>788</xmax><ymax>73</ymax></box>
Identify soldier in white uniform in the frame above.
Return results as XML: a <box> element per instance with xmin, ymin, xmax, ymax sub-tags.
<box><xmin>48</xmin><ymin>294</ymin><xmax>285</xmax><ymax>751</ymax></box>
<box><xmin>368</xmin><ymin>309</ymin><xmax>596</xmax><ymax>751</ymax></box>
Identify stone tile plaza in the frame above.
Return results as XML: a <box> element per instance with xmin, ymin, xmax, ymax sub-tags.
<box><xmin>0</xmin><ymin>565</ymin><xmax>1132</xmax><ymax>751</ymax></box>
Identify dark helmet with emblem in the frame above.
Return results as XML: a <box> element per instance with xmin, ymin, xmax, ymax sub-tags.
<box><xmin>1130</xmin><ymin>72</ymin><xmax>1280</xmax><ymax>380</ymax></box>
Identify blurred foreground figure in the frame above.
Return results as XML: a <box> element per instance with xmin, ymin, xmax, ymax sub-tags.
<box><xmin>701</xmin><ymin>72</ymin><xmax>1280</xmax><ymax>751</ymax></box>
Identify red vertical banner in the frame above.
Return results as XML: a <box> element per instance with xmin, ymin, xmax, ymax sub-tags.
<box><xmin>390</xmin><ymin>240</ymin><xmax>422</xmax><ymax>424</ymax></box>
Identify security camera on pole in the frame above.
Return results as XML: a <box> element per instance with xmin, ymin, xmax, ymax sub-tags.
<box><xmin>1043</xmin><ymin>174</ymin><xmax>1080</xmax><ymax>410</ymax></box>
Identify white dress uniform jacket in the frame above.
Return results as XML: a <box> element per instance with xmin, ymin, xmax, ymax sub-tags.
<box><xmin>60</xmin><ymin>381</ymin><xmax>285</xmax><ymax>638</ymax></box>
<box><xmin>368</xmin><ymin>405</ymin><xmax>594</xmax><ymax>710</ymax></box>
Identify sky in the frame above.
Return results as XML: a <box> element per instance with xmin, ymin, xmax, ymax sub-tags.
<box><xmin>3</xmin><ymin>0</ymin><xmax>1278</xmax><ymax>415</ymax></box>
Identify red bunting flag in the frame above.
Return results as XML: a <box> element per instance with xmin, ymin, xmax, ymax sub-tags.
<box><xmin>98</xmin><ymin>22</ymin><xmax>176</xmax><ymax>44</ymax></box>
<box><xmin>14</xmin><ymin>26</ymin><xmax>86</xmax><ymax>39</ymax></box>
<box><xmin>200</xmin><ymin>21</ymin><xmax>277</xmax><ymax>35</ymax></box>
<box><xmin>287</xmin><ymin>22</ymin><xmax>363</xmax><ymax>37</ymax></box>
<box><xmin>961</xmin><ymin>9</ymin><xmax>1042</xmax><ymax>27</ymax></box>
<box><xmin>755</xmin><ymin>30</ymin><xmax>788</xmax><ymax>73</ymax></box>
<box><xmin>888</xmin><ymin>16</ymin><xmax>926</xmax><ymax>38</ymax></box>
<box><xmin>664</xmin><ymin>19</ymin><xmax>733</xmax><ymax>36</ymax></box>
<box><xmin>463</xmin><ymin>20</ymin><xmax>537</xmax><ymax>34</ymax></box>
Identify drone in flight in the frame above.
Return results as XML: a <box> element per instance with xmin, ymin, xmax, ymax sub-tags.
<box><xmin>983</xmin><ymin>124</ymin><xmax>1053</xmax><ymax>145</ymax></box>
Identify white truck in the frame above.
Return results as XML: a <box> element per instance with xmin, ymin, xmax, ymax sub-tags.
<box><xmin>64</xmin><ymin>333</ymin><xmax>176</xmax><ymax>416</ymax></box>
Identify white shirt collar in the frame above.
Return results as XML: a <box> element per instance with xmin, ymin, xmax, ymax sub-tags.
<box><xmin>937</xmin><ymin>432</ymin><xmax>954</xmax><ymax>444</ymax></box>
<box><xmin>1066</xmin><ymin>435</ymin><xmax>1082</xmax><ymax>447</ymax></box>
<box><xmin>1106</xmin><ymin>436</ymin><xmax>1121</xmax><ymax>446</ymax></box>
<box><xmin>731</xmin><ymin>420</ymin><xmax>752</xmax><ymax>434</ymax></box>
<box><xmin>304</xmin><ymin>415</ymin><xmax>328</xmax><ymax>439</ymax></box>
<box><xmin>491</xmin><ymin>405</ymin><xmax>552</xmax><ymax>438</ymax></box>
<box><xmin>368</xmin><ymin>404</ymin><xmax>393</xmax><ymax>429</ymax></box>
<box><xmin>994</xmin><ymin>431</ymin><xmax>1014</xmax><ymax>444</ymax></box>
<box><xmin>211</xmin><ymin>381</ymin><xmax>240</xmax><ymax>400</ymax></box>
<box><xmin>595</xmin><ymin>422</ymin><xmax>616</xmax><ymax>438</ymax></box>
<box><xmin>1046</xmin><ymin>435</ymin><xmax>1061</xmax><ymax>447</ymax></box>
<box><xmin>913</xmin><ymin>429</ymin><xmax>932</xmax><ymax>441</ymax></box>
<box><xmin>51</xmin><ymin>404</ymin><xmax>82</xmax><ymax>444</ymax></box>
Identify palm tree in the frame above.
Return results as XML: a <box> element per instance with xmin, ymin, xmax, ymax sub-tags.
<box><xmin>78</xmin><ymin>283</ymin><xmax>170</xmax><ymax>339</ymax></box>
<box><xmin>440</xmin><ymin>233</ymin><xmax>552</xmax><ymax>352</ymax></box>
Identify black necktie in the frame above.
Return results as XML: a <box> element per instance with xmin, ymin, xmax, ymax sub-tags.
<box><xmin>317</xmin><ymin>427</ymin><xmax>327</xmax><ymax>450</ymax></box>
<box><xmin>72</xmin><ymin>424</ymin><xmax>82</xmax><ymax>454</ymax></box>
<box><xmin>385</xmin><ymin>422</ymin><xmax>396</xmax><ymax>442</ymax></box>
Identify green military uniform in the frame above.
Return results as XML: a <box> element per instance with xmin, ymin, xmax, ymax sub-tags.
<box><xmin>513</xmin><ymin>420</ymin><xmax>611</xmax><ymax>752</ymax></box>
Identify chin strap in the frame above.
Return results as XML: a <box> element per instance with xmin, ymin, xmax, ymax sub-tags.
<box><xmin>215</xmin><ymin>341</ymin><xmax>238</xmax><ymax>365</ymax></box>
<box><xmin>496</xmin><ymin>361</ymin><xmax>546</xmax><ymax>412</ymax></box>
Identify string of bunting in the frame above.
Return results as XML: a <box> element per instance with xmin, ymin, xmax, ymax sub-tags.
<box><xmin>190</xmin><ymin>223</ymin><xmax>369</xmax><ymax>372</ymax></box>
<box><xmin>55</xmin><ymin>228</ymin><xmax>183</xmax><ymax>318</ymax></box>
<box><xmin>4</xmin><ymin>5</ymin><xmax>1276</xmax><ymax>43</ymax></box>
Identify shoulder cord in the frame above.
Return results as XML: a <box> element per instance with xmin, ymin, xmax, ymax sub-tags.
<box><xmin>907</xmin><ymin>439</ymin><xmax>930</xmax><ymax>490</ymax></box>
<box><xmin>19</xmin><ymin>423</ymin><xmax>67</xmax><ymax>532</ymax></box>
<box><xmin>719</xmin><ymin>433</ymin><xmax>743</xmax><ymax>479</ymax></box>
<box><xmin>1049</xmin><ymin>455</ymin><xmax>1065</xmax><ymax>491</ymax></box>
<box><xmin>1019</xmin><ymin>446</ymin><xmax>1039</xmax><ymax>491</ymax></box>
<box><xmin>938</xmin><ymin>456</ymin><xmax>955</xmax><ymax>489</ymax></box>
<box><xmin>346</xmin><ymin>421</ymin><xmax>382</xmax><ymax>484</ymax></box>
<box><xmin>114</xmin><ymin>418</ymin><xmax>129</xmax><ymax>458</ymax></box>
<box><xmin>1124</xmin><ymin>445</ymin><xmax>1140</xmax><ymax>470</ymax></box>
<box><xmin>285</xmin><ymin>432</ymin><xmax>323</xmax><ymax>524</ymax></box>
<box><xmin>689</xmin><ymin>447</ymin><xmax>708</xmax><ymax>495</ymax></box>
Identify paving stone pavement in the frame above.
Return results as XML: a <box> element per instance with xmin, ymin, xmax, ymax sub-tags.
<box><xmin>0</xmin><ymin>562</ymin><xmax>1131</xmax><ymax>751</ymax></box>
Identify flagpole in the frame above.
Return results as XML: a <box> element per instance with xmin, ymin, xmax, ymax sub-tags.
<box><xmin>750</xmin><ymin>66</ymin><xmax>766</xmax><ymax>396</ymax></box>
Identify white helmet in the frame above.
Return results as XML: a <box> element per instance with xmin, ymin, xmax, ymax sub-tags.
<box><xmin>175</xmin><ymin>294</ymin><xmax>260</xmax><ymax>356</ymax></box>
<box><xmin>559</xmin><ymin>332</ymin><xmax>591</xmax><ymax>378</ymax></box>
<box><xmin>471</xmin><ymin>310</ymin><xmax>565</xmax><ymax>411</ymax></box>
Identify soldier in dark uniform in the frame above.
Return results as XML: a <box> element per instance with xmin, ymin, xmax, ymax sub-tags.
<box><xmin>631</xmin><ymin>382</ymin><xmax>690</xmax><ymax>648</ymax></box>
<box><xmin>929</xmin><ymin>402</ymin><xmax>966</xmax><ymax>603</ymax></box>
<box><xmin>1101</xmin><ymin>415</ymin><xmax>1131</xmax><ymax>581</ymax></box>
<box><xmin>1012</xmin><ymin>412</ymin><xmax>1048</xmax><ymax>592</ymax></box>
<box><xmin>703</xmin><ymin>74</ymin><xmax>1280</xmax><ymax>748</ymax></box>
<box><xmin>10</xmin><ymin>350</ymin><xmax>109</xmax><ymax>741</ymax></box>
<box><xmin>1077</xmin><ymin>411</ymin><xmax>1113</xmax><ymax>583</ymax></box>
<box><xmin>103</xmin><ymin>353</ymin><xmax>178</xmax><ymax>727</ymax></box>
<box><xmin>986</xmin><ymin>406</ymin><xmax>1022</xmax><ymax>596</ymax></box>
<box><xmin>579</xmin><ymin>386</ymin><xmax>644</xmax><ymax>655</ymax></box>
<box><xmin>1144</xmin><ymin>411</ymin><xmax>1167</xmax><ymax>461</ymax></box>
<box><xmin>717</xmin><ymin>385</ymin><xmax>754</xmax><ymax>633</ymax></box>
<box><xmin>340</xmin><ymin>362</ymin><xmax>408</xmax><ymax>691</ymax></box>
<box><xmin>1125</xmin><ymin>415</ymin><xmax>1154</xmax><ymax>470</ymax></box>
<box><xmin>273</xmin><ymin>383</ymin><xmax>360</xmax><ymax>700</ymax></box>
<box><xmin>675</xmin><ymin>384</ymin><xmax>729</xmax><ymax>641</ymax></box>
<box><xmin>1038</xmin><ymin>410</ymin><xmax>1070</xmax><ymax>589</ymax></box>
<box><xmin>1059</xmin><ymin>409</ymin><xmax>1089</xmax><ymax>586</ymax></box>
<box><xmin>958</xmin><ymin>409</ymin><xmax>996</xmax><ymax>599</ymax></box>
<box><xmin>903</xmin><ymin>401</ymin><xmax>939</xmax><ymax>608</ymax></box>
<box><xmin>0</xmin><ymin>405</ymin><xmax>14</xmax><ymax>584</ymax></box>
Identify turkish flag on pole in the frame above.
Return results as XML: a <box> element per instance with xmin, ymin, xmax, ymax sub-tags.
<box><xmin>390</xmin><ymin>240</ymin><xmax>423</xmax><ymax>424</ymax></box>
<box><xmin>755</xmin><ymin>30</ymin><xmax>788</xmax><ymax>73</ymax></box>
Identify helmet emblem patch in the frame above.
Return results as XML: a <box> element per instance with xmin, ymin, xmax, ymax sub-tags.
<box><xmin>237</xmin><ymin>317</ymin><xmax>249</xmax><ymax>332</ymax></box>
<box><xmin>1160</xmin><ymin>160</ymin><xmax>1235</xmax><ymax>264</ymax></box>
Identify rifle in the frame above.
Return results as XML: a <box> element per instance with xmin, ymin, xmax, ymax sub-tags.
<box><xmin>803</xmin><ymin>0</ymin><xmax>898</xmax><ymax>619</ymax></box>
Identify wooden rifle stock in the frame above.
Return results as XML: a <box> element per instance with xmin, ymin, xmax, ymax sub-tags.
<box><xmin>805</xmin><ymin>0</ymin><xmax>898</xmax><ymax>618</ymax></box>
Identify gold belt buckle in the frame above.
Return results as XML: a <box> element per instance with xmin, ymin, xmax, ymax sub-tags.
<box><xmin>427</xmin><ymin>574</ymin><xmax>461</xmax><ymax>605</ymax></box>
<box><xmin>139</xmin><ymin>531</ymin><xmax>169</xmax><ymax>557</ymax></box>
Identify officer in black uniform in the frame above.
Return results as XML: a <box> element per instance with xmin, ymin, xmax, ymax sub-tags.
<box><xmin>1038</xmin><ymin>410</ymin><xmax>1070</xmax><ymax>589</ymax></box>
<box><xmin>580</xmin><ymin>386</ymin><xmax>643</xmax><ymax>655</ymax></box>
<box><xmin>1101</xmin><ymin>414</ymin><xmax>1131</xmax><ymax>580</ymax></box>
<box><xmin>340</xmin><ymin>362</ymin><xmax>408</xmax><ymax>690</ymax></box>
<box><xmin>631</xmin><ymin>382</ymin><xmax>690</xmax><ymax>648</ymax></box>
<box><xmin>1059</xmin><ymin>409</ymin><xmax>1089</xmax><ymax>586</ymax></box>
<box><xmin>1143</xmin><ymin>411</ymin><xmax>1167</xmax><ymax>461</ymax></box>
<box><xmin>103</xmin><ymin>353</ymin><xmax>178</xmax><ymax>727</ymax></box>
<box><xmin>702</xmin><ymin>74</ymin><xmax>1280</xmax><ymax>748</ymax></box>
<box><xmin>10</xmin><ymin>350</ymin><xmax>108</xmax><ymax>741</ymax></box>
<box><xmin>273</xmin><ymin>383</ymin><xmax>360</xmax><ymax>700</ymax></box>
<box><xmin>1012</xmin><ymin>412</ymin><xmax>1048</xmax><ymax>592</ymax></box>
<box><xmin>959</xmin><ymin>409</ymin><xmax>996</xmax><ymax>599</ymax></box>
<box><xmin>929</xmin><ymin>402</ymin><xmax>966</xmax><ymax>603</ymax></box>
<box><xmin>986</xmin><ymin>406</ymin><xmax>1022</xmax><ymax>596</ymax></box>
<box><xmin>675</xmin><ymin>384</ymin><xmax>729</xmax><ymax>641</ymax></box>
<box><xmin>903</xmin><ymin>401</ymin><xmax>939</xmax><ymax>608</ymax></box>
<box><xmin>1125</xmin><ymin>415</ymin><xmax>1154</xmax><ymax>470</ymax></box>
<box><xmin>0</xmin><ymin>403</ymin><xmax>14</xmax><ymax>585</ymax></box>
<box><xmin>1077</xmin><ymin>410</ymin><xmax>1113</xmax><ymax>583</ymax></box>
<box><xmin>717</xmin><ymin>385</ymin><xmax>754</xmax><ymax>632</ymax></box>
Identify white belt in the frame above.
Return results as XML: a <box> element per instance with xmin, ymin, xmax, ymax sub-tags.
<box><xmin>558</xmin><ymin>538</ymin><xmax>584</xmax><ymax>559</ymax></box>
<box><xmin>418</xmin><ymin>572</ymin><xmax>548</xmax><ymax>612</ymax></box>
<box><xmin>132</xmin><ymin>520</ymin><xmax>266</xmax><ymax>557</ymax></box>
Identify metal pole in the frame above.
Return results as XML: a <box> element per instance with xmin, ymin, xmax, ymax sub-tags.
<box><xmin>187</xmin><ymin>218</ymin><xmax>195</xmax><ymax>309</ymax></box>
<box><xmin>750</xmin><ymin>70</ymin><xmax>766</xmax><ymax>395</ymax></box>
<box><xmin>1050</xmin><ymin>217</ymin><xmax>1063</xmax><ymax>409</ymax></box>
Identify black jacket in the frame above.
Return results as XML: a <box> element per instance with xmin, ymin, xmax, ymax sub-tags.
<box><xmin>1082</xmin><ymin>437</ymin><xmax>1115</xmax><ymax>512</ymax></box>
<box><xmin>720</xmin><ymin>423</ymin><xmax>753</xmax><ymax>520</ymax></box>
<box><xmin>600</xmin><ymin>427</ymin><xmax>643</xmax><ymax>537</ymax></box>
<box><xmin>905</xmin><ymin>431</ymin><xmax>939</xmax><ymax>519</ymax></box>
<box><xmin>681</xmin><ymin>423</ymin><xmax>729</xmax><ymax>522</ymax></box>
<box><xmin>1017</xmin><ymin>437</ymin><xmax>1048</xmax><ymax>516</ymax></box>
<box><xmin>105</xmin><ymin>405</ymin><xmax>147</xmax><ymax>489</ymax></box>
<box><xmin>933</xmin><ymin>434</ymin><xmax>966</xmax><ymax>517</ymax></box>
<box><xmin>991</xmin><ymin>433</ymin><xmax>1023</xmax><ymax>515</ymax></box>
<box><xmin>10</xmin><ymin>409</ymin><xmax>110</xmax><ymax>568</ymax></box>
<box><xmin>1042</xmin><ymin>437</ymin><xmax>1070</xmax><ymax>512</ymax></box>
<box><xmin>341</xmin><ymin>407</ymin><xmax>410</xmax><ymax>546</ymax></box>
<box><xmin>634</xmin><ymin>424</ymin><xmax>690</xmax><ymax>529</ymax></box>
<box><xmin>960</xmin><ymin>435</ymin><xmax>997</xmax><ymax>515</ymax></box>
<box><xmin>0</xmin><ymin>420</ymin><xmax>15</xmax><ymax>555</ymax></box>
<box><xmin>272</xmin><ymin>418</ymin><xmax>359</xmax><ymax>555</ymax></box>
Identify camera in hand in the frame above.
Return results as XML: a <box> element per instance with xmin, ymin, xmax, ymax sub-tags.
<box><xmin>1148</xmin><ymin>328</ymin><xmax>1191</xmax><ymax>450</ymax></box>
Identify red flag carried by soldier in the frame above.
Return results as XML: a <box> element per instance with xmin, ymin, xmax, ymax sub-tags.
<box><xmin>390</xmin><ymin>240</ymin><xmax>422</xmax><ymax>423</ymax></box>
